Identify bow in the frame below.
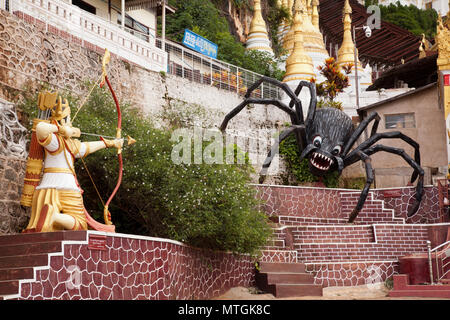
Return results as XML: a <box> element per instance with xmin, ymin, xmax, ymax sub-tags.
<box><xmin>71</xmin><ymin>49</ymin><xmax>134</xmax><ymax>228</ymax></box>
<box><xmin>99</xmin><ymin>49</ymin><xmax>122</xmax><ymax>226</ymax></box>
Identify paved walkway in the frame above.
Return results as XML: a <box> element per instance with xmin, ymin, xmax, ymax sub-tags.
<box><xmin>214</xmin><ymin>285</ymin><xmax>450</xmax><ymax>300</ymax></box>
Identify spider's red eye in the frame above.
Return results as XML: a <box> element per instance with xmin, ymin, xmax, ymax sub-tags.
<box><xmin>313</xmin><ymin>136</ymin><xmax>322</xmax><ymax>148</ymax></box>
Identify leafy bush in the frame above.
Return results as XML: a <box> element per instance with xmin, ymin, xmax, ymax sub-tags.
<box><xmin>17</xmin><ymin>83</ymin><xmax>271</xmax><ymax>255</ymax></box>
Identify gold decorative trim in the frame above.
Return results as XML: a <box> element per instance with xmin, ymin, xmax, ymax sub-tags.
<box><xmin>26</xmin><ymin>158</ymin><xmax>44</xmax><ymax>175</ymax></box>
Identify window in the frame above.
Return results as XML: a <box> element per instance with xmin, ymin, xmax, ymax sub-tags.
<box><xmin>117</xmin><ymin>14</ymin><xmax>150</xmax><ymax>42</ymax></box>
<box><xmin>72</xmin><ymin>0</ymin><xmax>96</xmax><ymax>15</ymax></box>
<box><xmin>385</xmin><ymin>113</ymin><xmax>416</xmax><ymax>129</ymax></box>
<box><xmin>425</xmin><ymin>1</ymin><xmax>432</xmax><ymax>10</ymax></box>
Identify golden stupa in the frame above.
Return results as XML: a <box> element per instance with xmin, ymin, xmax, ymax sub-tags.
<box><xmin>283</xmin><ymin>0</ymin><xmax>315</xmax><ymax>82</ymax></box>
<box><xmin>282</xmin><ymin>0</ymin><xmax>328</xmax><ymax>61</ymax></box>
<box><xmin>245</xmin><ymin>0</ymin><xmax>274</xmax><ymax>54</ymax></box>
<box><xmin>336</xmin><ymin>0</ymin><xmax>362</xmax><ymax>70</ymax></box>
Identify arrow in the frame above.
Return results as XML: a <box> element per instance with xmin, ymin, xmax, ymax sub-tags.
<box><xmin>80</xmin><ymin>132</ymin><xmax>136</xmax><ymax>146</ymax></box>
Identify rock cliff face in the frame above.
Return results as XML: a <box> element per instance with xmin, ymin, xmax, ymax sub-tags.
<box><xmin>214</xmin><ymin>0</ymin><xmax>272</xmax><ymax>44</ymax></box>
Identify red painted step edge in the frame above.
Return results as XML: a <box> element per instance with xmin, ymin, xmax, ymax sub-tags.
<box><xmin>389</xmin><ymin>274</ymin><xmax>450</xmax><ymax>298</ymax></box>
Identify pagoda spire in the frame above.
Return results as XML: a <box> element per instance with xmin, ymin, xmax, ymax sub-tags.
<box><xmin>245</xmin><ymin>0</ymin><xmax>274</xmax><ymax>54</ymax></box>
<box><xmin>311</xmin><ymin>0</ymin><xmax>320</xmax><ymax>30</ymax></box>
<box><xmin>283</xmin><ymin>0</ymin><xmax>315</xmax><ymax>82</ymax></box>
<box><xmin>336</xmin><ymin>0</ymin><xmax>361</xmax><ymax>69</ymax></box>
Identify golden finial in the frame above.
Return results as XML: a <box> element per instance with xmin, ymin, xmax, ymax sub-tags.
<box><xmin>337</xmin><ymin>0</ymin><xmax>361</xmax><ymax>69</ymax></box>
<box><xmin>311</xmin><ymin>0</ymin><xmax>320</xmax><ymax>30</ymax></box>
<box><xmin>248</xmin><ymin>0</ymin><xmax>268</xmax><ymax>35</ymax></box>
<box><xmin>283</xmin><ymin>0</ymin><xmax>315</xmax><ymax>82</ymax></box>
<box><xmin>246</xmin><ymin>0</ymin><xmax>273</xmax><ymax>53</ymax></box>
<box><xmin>307</xmin><ymin>0</ymin><xmax>312</xmax><ymax>18</ymax></box>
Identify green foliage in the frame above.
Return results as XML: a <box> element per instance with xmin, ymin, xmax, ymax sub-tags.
<box><xmin>266</xmin><ymin>0</ymin><xmax>291</xmax><ymax>57</ymax></box>
<box><xmin>365</xmin><ymin>1</ymin><xmax>438</xmax><ymax>39</ymax></box>
<box><xmin>164</xmin><ymin>0</ymin><xmax>284</xmax><ymax>80</ymax></box>
<box><xmin>17</xmin><ymin>83</ymin><xmax>271</xmax><ymax>255</ymax></box>
<box><xmin>314</xmin><ymin>57</ymin><xmax>352</xmax><ymax>102</ymax></box>
<box><xmin>279</xmin><ymin>135</ymin><xmax>340</xmax><ymax>188</ymax></box>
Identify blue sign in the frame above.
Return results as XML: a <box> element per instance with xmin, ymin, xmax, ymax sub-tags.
<box><xmin>182</xmin><ymin>29</ymin><xmax>218</xmax><ymax>59</ymax></box>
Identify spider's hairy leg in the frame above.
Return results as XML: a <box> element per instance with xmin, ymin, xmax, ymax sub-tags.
<box><xmin>348</xmin><ymin>151</ymin><xmax>374</xmax><ymax>223</ymax></box>
<box><xmin>342</xmin><ymin>112</ymin><xmax>380</xmax><ymax>156</ymax></box>
<box><xmin>289</xmin><ymin>80</ymin><xmax>317</xmax><ymax>127</ymax></box>
<box><xmin>259</xmin><ymin>125</ymin><xmax>306</xmax><ymax>184</ymax></box>
<box><xmin>345</xmin><ymin>131</ymin><xmax>421</xmax><ymax>183</ymax></box>
<box><xmin>363</xmin><ymin>144</ymin><xmax>424</xmax><ymax>217</ymax></box>
<box><xmin>220</xmin><ymin>99</ymin><xmax>300</xmax><ymax>132</ymax></box>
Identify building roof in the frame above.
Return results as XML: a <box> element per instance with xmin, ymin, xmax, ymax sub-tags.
<box><xmin>319</xmin><ymin>0</ymin><xmax>422</xmax><ymax>66</ymax></box>
<box><xmin>357</xmin><ymin>82</ymin><xmax>437</xmax><ymax>114</ymax></box>
<box><xmin>367</xmin><ymin>53</ymin><xmax>438</xmax><ymax>90</ymax></box>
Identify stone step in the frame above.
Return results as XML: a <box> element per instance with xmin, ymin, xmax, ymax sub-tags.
<box><xmin>0</xmin><ymin>268</ymin><xmax>34</xmax><ymax>281</ymax></box>
<box><xmin>269</xmin><ymin>283</ymin><xmax>323</xmax><ymax>298</ymax></box>
<box><xmin>258</xmin><ymin>262</ymin><xmax>306</xmax><ymax>273</ymax></box>
<box><xmin>0</xmin><ymin>254</ymin><xmax>48</xmax><ymax>269</ymax></box>
<box><xmin>256</xmin><ymin>272</ymin><xmax>315</xmax><ymax>284</ymax></box>
<box><xmin>0</xmin><ymin>242</ymin><xmax>62</xmax><ymax>258</ymax></box>
<box><xmin>0</xmin><ymin>231</ymin><xmax>86</xmax><ymax>246</ymax></box>
<box><xmin>0</xmin><ymin>280</ymin><xmax>19</xmax><ymax>296</ymax></box>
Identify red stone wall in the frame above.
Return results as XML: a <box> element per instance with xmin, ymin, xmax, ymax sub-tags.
<box><xmin>255</xmin><ymin>184</ymin><xmax>443</xmax><ymax>224</ymax></box>
<box><xmin>256</xmin><ymin>185</ymin><xmax>343</xmax><ymax>220</ymax></box>
<box><xmin>9</xmin><ymin>231</ymin><xmax>254</xmax><ymax>300</ymax></box>
<box><xmin>372</xmin><ymin>187</ymin><xmax>443</xmax><ymax>224</ymax></box>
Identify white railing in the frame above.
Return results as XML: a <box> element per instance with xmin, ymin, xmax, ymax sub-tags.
<box><xmin>156</xmin><ymin>38</ymin><xmax>280</xmax><ymax>99</ymax></box>
<box><xmin>12</xmin><ymin>0</ymin><xmax>167</xmax><ymax>73</ymax></box>
<box><xmin>428</xmin><ymin>240</ymin><xmax>450</xmax><ymax>284</ymax></box>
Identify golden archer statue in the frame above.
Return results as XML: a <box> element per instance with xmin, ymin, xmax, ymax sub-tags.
<box><xmin>21</xmin><ymin>92</ymin><xmax>123</xmax><ymax>232</ymax></box>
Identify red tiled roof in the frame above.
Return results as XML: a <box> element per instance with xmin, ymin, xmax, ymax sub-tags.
<box><xmin>319</xmin><ymin>0</ymin><xmax>422</xmax><ymax>66</ymax></box>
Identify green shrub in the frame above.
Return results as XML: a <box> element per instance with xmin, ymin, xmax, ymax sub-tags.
<box><xmin>17</xmin><ymin>83</ymin><xmax>271</xmax><ymax>255</ymax></box>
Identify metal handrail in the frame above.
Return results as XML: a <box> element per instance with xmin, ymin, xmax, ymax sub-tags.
<box><xmin>428</xmin><ymin>239</ymin><xmax>450</xmax><ymax>283</ymax></box>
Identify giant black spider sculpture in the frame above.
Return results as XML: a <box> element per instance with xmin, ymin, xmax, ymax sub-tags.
<box><xmin>220</xmin><ymin>77</ymin><xmax>424</xmax><ymax>223</ymax></box>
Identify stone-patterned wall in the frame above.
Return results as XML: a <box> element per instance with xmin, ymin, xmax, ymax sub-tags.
<box><xmin>372</xmin><ymin>187</ymin><xmax>444</xmax><ymax>224</ymax></box>
<box><xmin>256</xmin><ymin>185</ymin><xmax>343</xmax><ymax>219</ymax></box>
<box><xmin>10</xmin><ymin>231</ymin><xmax>255</xmax><ymax>300</ymax></box>
<box><xmin>0</xmin><ymin>155</ymin><xmax>29</xmax><ymax>235</ymax></box>
<box><xmin>255</xmin><ymin>184</ymin><xmax>444</xmax><ymax>224</ymax></box>
<box><xmin>306</xmin><ymin>261</ymin><xmax>399</xmax><ymax>287</ymax></box>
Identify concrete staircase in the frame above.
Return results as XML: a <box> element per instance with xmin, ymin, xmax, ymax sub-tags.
<box><xmin>257</xmin><ymin>190</ymin><xmax>446</xmax><ymax>297</ymax></box>
<box><xmin>0</xmin><ymin>231</ymin><xmax>86</xmax><ymax>298</ymax></box>
<box><xmin>255</xmin><ymin>262</ymin><xmax>323</xmax><ymax>298</ymax></box>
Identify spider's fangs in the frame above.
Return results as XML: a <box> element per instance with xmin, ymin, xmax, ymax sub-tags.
<box><xmin>310</xmin><ymin>152</ymin><xmax>333</xmax><ymax>171</ymax></box>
